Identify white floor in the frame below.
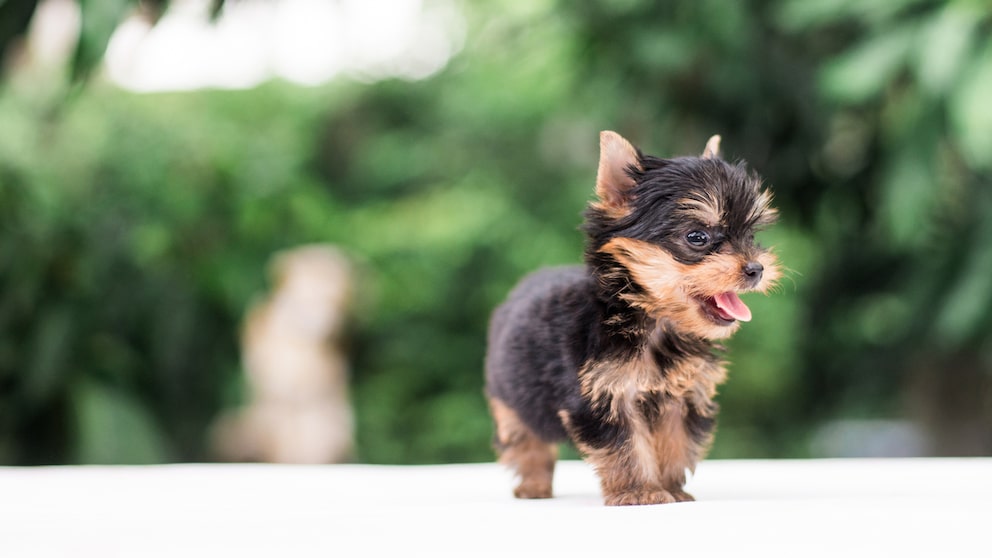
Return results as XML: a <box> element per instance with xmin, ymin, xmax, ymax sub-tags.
<box><xmin>2</xmin><ymin>458</ymin><xmax>989</xmax><ymax>557</ymax></box>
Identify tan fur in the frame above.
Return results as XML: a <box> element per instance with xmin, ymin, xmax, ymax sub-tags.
<box><xmin>701</xmin><ymin>134</ymin><xmax>721</xmax><ymax>159</ymax></box>
<box><xmin>677</xmin><ymin>195</ymin><xmax>723</xmax><ymax>227</ymax></box>
<box><xmin>593</xmin><ymin>131</ymin><xmax>642</xmax><ymax>218</ymax></box>
<box><xmin>665</xmin><ymin>354</ymin><xmax>728</xmax><ymax>400</ymax></box>
<box><xmin>677</xmin><ymin>186</ymin><xmax>778</xmax><ymax>232</ymax></box>
<box><xmin>650</xmin><ymin>399</ymin><xmax>695</xmax><ymax>486</ymax></box>
<box><xmin>600</xmin><ymin>237</ymin><xmax>780</xmax><ymax>339</ymax></box>
<box><xmin>579</xmin><ymin>353</ymin><xmax>664</xmax><ymax>421</ymax></box>
<box><xmin>490</xmin><ymin>398</ymin><xmax>558</xmax><ymax>499</ymax></box>
<box><xmin>561</xmin><ymin>396</ymin><xmax>710</xmax><ymax>505</ymax></box>
<box><xmin>579</xmin><ymin>351</ymin><xmax>723</xmax><ymax>410</ymax></box>
<box><xmin>564</xmin><ymin>338</ymin><xmax>725</xmax><ymax>505</ymax></box>
<box><xmin>751</xmin><ymin>190</ymin><xmax>779</xmax><ymax>228</ymax></box>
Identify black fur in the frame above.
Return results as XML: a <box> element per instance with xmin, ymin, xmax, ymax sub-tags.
<box><xmin>684</xmin><ymin>398</ymin><xmax>719</xmax><ymax>445</ymax></box>
<box><xmin>485</xmin><ymin>266</ymin><xmax>597</xmax><ymax>442</ymax></box>
<box><xmin>585</xmin><ymin>156</ymin><xmax>769</xmax><ymax>264</ymax></box>
<box><xmin>485</xmin><ymin>265</ymin><xmax>721</xmax><ymax>450</ymax></box>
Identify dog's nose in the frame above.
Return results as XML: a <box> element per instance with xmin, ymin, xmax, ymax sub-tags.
<box><xmin>743</xmin><ymin>261</ymin><xmax>764</xmax><ymax>282</ymax></box>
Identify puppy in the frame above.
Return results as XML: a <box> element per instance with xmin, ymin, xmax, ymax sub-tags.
<box><xmin>485</xmin><ymin>131</ymin><xmax>779</xmax><ymax>505</ymax></box>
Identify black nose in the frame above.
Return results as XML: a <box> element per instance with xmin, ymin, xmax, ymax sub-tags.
<box><xmin>743</xmin><ymin>261</ymin><xmax>764</xmax><ymax>281</ymax></box>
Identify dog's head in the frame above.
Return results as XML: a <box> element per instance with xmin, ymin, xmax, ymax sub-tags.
<box><xmin>585</xmin><ymin>131</ymin><xmax>780</xmax><ymax>339</ymax></box>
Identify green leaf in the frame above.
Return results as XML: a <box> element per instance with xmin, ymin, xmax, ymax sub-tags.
<box><xmin>914</xmin><ymin>3</ymin><xmax>982</xmax><ymax>96</ymax></box>
<box><xmin>73</xmin><ymin>381</ymin><xmax>170</xmax><ymax>464</ymax></box>
<box><xmin>72</xmin><ymin>0</ymin><xmax>134</xmax><ymax>81</ymax></box>
<box><xmin>950</xmin><ymin>40</ymin><xmax>992</xmax><ymax>169</ymax></box>
<box><xmin>878</xmin><ymin>145</ymin><xmax>936</xmax><ymax>248</ymax></box>
<box><xmin>821</xmin><ymin>25</ymin><xmax>915</xmax><ymax>103</ymax></box>
<box><xmin>778</xmin><ymin>0</ymin><xmax>928</xmax><ymax>31</ymax></box>
<box><xmin>23</xmin><ymin>306</ymin><xmax>73</xmax><ymax>406</ymax></box>
<box><xmin>935</xmin><ymin>214</ymin><xmax>992</xmax><ymax>345</ymax></box>
<box><xmin>777</xmin><ymin>0</ymin><xmax>862</xmax><ymax>30</ymax></box>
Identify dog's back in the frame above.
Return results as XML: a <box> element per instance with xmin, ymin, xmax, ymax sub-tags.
<box><xmin>485</xmin><ymin>265</ymin><xmax>596</xmax><ymax>442</ymax></box>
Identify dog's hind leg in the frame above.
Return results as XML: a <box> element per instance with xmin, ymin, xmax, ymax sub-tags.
<box><xmin>488</xmin><ymin>397</ymin><xmax>558</xmax><ymax>499</ymax></box>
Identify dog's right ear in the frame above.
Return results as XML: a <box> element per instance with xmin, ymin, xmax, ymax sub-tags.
<box><xmin>595</xmin><ymin>131</ymin><xmax>642</xmax><ymax>215</ymax></box>
<box><xmin>701</xmin><ymin>134</ymin><xmax>721</xmax><ymax>159</ymax></box>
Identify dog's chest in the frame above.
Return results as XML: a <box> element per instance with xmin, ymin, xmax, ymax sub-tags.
<box><xmin>578</xmin><ymin>349</ymin><xmax>726</xmax><ymax>422</ymax></box>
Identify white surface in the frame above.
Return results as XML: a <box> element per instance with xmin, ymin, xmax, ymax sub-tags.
<box><xmin>1</xmin><ymin>458</ymin><xmax>989</xmax><ymax>557</ymax></box>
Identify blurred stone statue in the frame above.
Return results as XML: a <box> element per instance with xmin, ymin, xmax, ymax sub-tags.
<box><xmin>213</xmin><ymin>245</ymin><xmax>355</xmax><ymax>464</ymax></box>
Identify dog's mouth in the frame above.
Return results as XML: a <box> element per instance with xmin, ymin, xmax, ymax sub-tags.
<box><xmin>696</xmin><ymin>292</ymin><xmax>752</xmax><ymax>326</ymax></box>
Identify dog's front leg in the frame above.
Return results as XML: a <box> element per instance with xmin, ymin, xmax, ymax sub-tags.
<box><xmin>559</xmin><ymin>403</ymin><xmax>680</xmax><ymax>506</ymax></box>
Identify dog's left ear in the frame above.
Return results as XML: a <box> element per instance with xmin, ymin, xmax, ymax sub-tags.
<box><xmin>701</xmin><ymin>135</ymin><xmax>721</xmax><ymax>159</ymax></box>
<box><xmin>596</xmin><ymin>131</ymin><xmax>642</xmax><ymax>214</ymax></box>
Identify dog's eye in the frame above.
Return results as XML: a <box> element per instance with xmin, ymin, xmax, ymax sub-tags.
<box><xmin>686</xmin><ymin>230</ymin><xmax>710</xmax><ymax>247</ymax></box>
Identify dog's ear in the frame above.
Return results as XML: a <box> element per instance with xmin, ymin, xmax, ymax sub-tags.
<box><xmin>596</xmin><ymin>131</ymin><xmax>642</xmax><ymax>213</ymax></box>
<box><xmin>701</xmin><ymin>134</ymin><xmax>721</xmax><ymax>159</ymax></box>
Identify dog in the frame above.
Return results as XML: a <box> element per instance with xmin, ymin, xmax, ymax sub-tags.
<box><xmin>213</xmin><ymin>244</ymin><xmax>355</xmax><ymax>464</ymax></box>
<box><xmin>485</xmin><ymin>131</ymin><xmax>780</xmax><ymax>505</ymax></box>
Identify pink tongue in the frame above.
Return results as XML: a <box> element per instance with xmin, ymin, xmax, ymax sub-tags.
<box><xmin>713</xmin><ymin>292</ymin><xmax>752</xmax><ymax>322</ymax></box>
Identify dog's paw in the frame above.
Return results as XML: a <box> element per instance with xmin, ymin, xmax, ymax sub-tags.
<box><xmin>514</xmin><ymin>482</ymin><xmax>552</xmax><ymax>499</ymax></box>
<box><xmin>604</xmin><ymin>489</ymin><xmax>677</xmax><ymax>506</ymax></box>
<box><xmin>668</xmin><ymin>488</ymin><xmax>695</xmax><ymax>502</ymax></box>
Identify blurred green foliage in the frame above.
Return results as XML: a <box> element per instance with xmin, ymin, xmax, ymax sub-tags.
<box><xmin>1</xmin><ymin>0</ymin><xmax>991</xmax><ymax>464</ymax></box>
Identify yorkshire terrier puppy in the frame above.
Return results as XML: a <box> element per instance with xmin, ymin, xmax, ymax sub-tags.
<box><xmin>485</xmin><ymin>131</ymin><xmax>780</xmax><ymax>505</ymax></box>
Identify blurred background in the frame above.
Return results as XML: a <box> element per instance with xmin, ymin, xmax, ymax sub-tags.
<box><xmin>1</xmin><ymin>0</ymin><xmax>990</xmax><ymax>466</ymax></box>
